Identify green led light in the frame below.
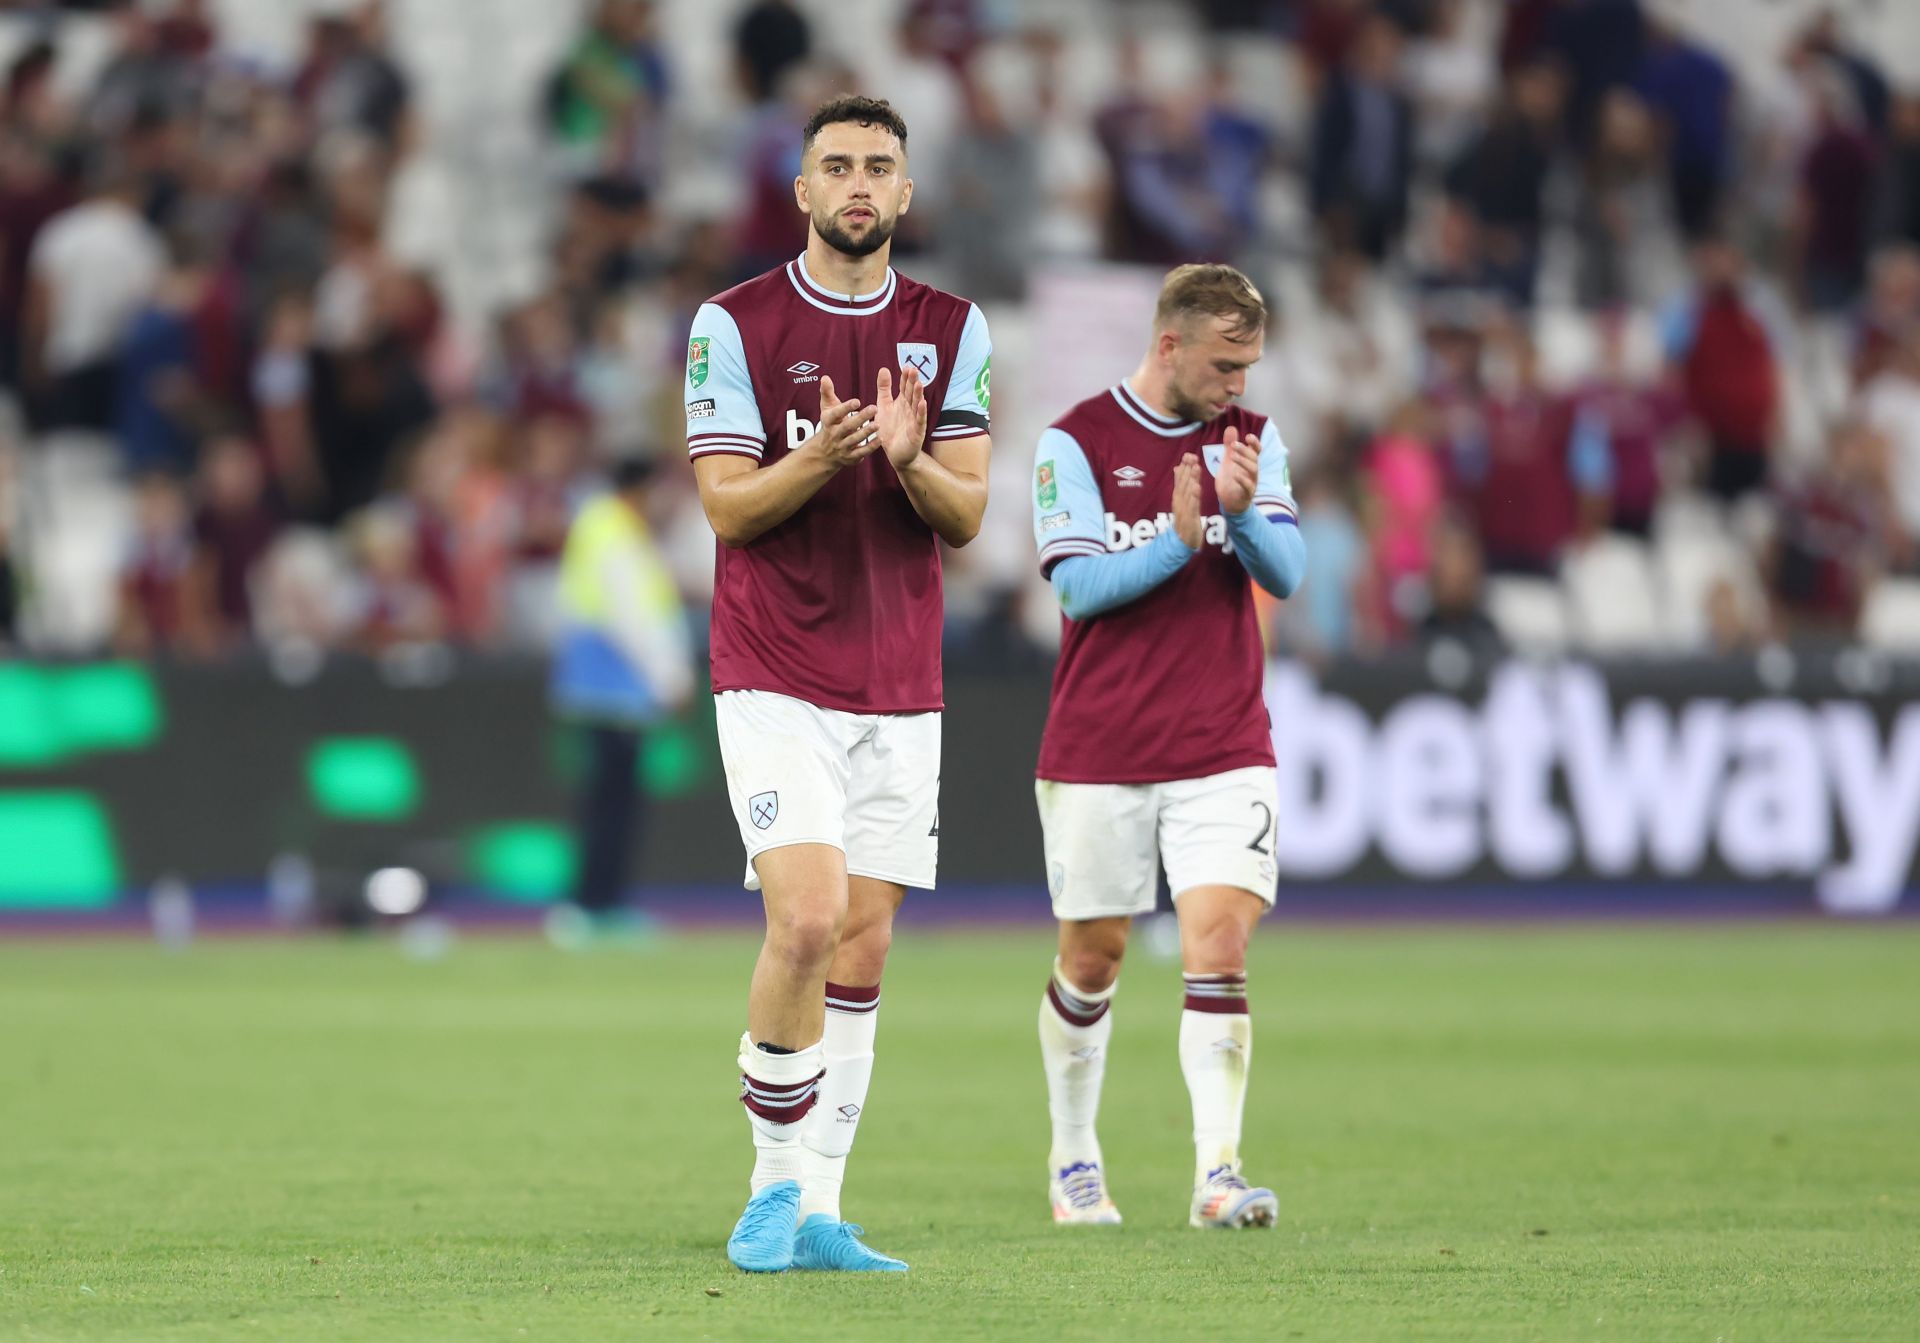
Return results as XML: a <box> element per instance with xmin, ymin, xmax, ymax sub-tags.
<box><xmin>467</xmin><ymin>822</ymin><xmax>576</xmax><ymax>903</ymax></box>
<box><xmin>54</xmin><ymin>663</ymin><xmax>163</xmax><ymax>752</ymax></box>
<box><xmin>307</xmin><ymin>737</ymin><xmax>421</xmax><ymax>821</ymax></box>
<box><xmin>0</xmin><ymin>791</ymin><xmax>120</xmax><ymax>907</ymax></box>
<box><xmin>640</xmin><ymin>722</ymin><xmax>706</xmax><ymax>797</ymax></box>
<box><xmin>0</xmin><ymin>665</ymin><xmax>63</xmax><ymax>767</ymax></box>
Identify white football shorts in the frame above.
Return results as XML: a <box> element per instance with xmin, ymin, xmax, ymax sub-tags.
<box><xmin>714</xmin><ymin>689</ymin><xmax>941</xmax><ymax>892</ymax></box>
<box><xmin>1035</xmin><ymin>766</ymin><xmax>1280</xmax><ymax>920</ymax></box>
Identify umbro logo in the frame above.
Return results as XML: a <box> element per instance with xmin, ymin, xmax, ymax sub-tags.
<box><xmin>1070</xmin><ymin>1045</ymin><xmax>1101</xmax><ymax>1061</ymax></box>
<box><xmin>1213</xmin><ymin>1037</ymin><xmax>1245</xmax><ymax>1054</ymax></box>
<box><xmin>1113</xmin><ymin>465</ymin><xmax>1146</xmax><ymax>487</ymax></box>
<box><xmin>787</xmin><ymin>360</ymin><xmax>821</xmax><ymax>383</ymax></box>
<box><xmin>837</xmin><ymin>1103</ymin><xmax>861</xmax><ymax>1122</ymax></box>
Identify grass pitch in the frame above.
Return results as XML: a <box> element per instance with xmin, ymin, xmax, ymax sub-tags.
<box><xmin>2</xmin><ymin>924</ymin><xmax>1916</xmax><ymax>1342</ymax></box>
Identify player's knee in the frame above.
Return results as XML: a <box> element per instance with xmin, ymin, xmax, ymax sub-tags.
<box><xmin>1186</xmin><ymin>921</ymin><xmax>1249</xmax><ymax>975</ymax></box>
<box><xmin>1060</xmin><ymin>943</ymin><xmax>1123</xmax><ymax>994</ymax></box>
<box><xmin>837</xmin><ymin>917</ymin><xmax>892</xmax><ymax>979</ymax></box>
<box><xmin>768</xmin><ymin>902</ymin><xmax>846</xmax><ymax>969</ymax></box>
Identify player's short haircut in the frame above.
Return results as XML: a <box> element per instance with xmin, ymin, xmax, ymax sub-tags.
<box><xmin>803</xmin><ymin>95</ymin><xmax>909</xmax><ymax>155</ymax></box>
<box><xmin>1154</xmin><ymin>264</ymin><xmax>1267</xmax><ymax>342</ymax></box>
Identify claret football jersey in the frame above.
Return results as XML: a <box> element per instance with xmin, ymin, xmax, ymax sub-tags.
<box><xmin>685</xmin><ymin>255</ymin><xmax>992</xmax><ymax>713</ymax></box>
<box><xmin>1032</xmin><ymin>380</ymin><xmax>1298</xmax><ymax>784</ymax></box>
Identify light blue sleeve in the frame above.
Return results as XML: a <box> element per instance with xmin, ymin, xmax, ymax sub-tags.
<box><xmin>685</xmin><ymin>303</ymin><xmax>766</xmax><ymax>461</ymax></box>
<box><xmin>1225</xmin><ymin>510</ymin><xmax>1306</xmax><ymax>599</ymax></box>
<box><xmin>1250</xmin><ymin>419</ymin><xmax>1299</xmax><ymax>520</ymax></box>
<box><xmin>1033</xmin><ymin>427</ymin><xmax>1108</xmax><ymax>576</ymax></box>
<box><xmin>1051</xmin><ymin>531</ymin><xmax>1197</xmax><ymax>621</ymax></box>
<box><xmin>932</xmin><ymin>303</ymin><xmax>992</xmax><ymax>442</ymax></box>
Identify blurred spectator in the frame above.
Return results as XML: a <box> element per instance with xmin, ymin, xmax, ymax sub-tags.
<box><xmin>1878</xmin><ymin>94</ymin><xmax>1920</xmax><ymax>250</ymax></box>
<box><xmin>1849</xmin><ymin>245</ymin><xmax>1920</xmax><ymax>390</ymax></box>
<box><xmin>114</xmin><ymin>469</ymin><xmax>198</xmax><ymax>656</ymax></box>
<box><xmin>0</xmin><ymin>132</ymin><xmax>75</xmax><ymax>392</ymax></box>
<box><xmin>1404</xmin><ymin>0</ymin><xmax>1498</xmax><ymax>170</ymax></box>
<box><xmin>10</xmin><ymin>0</ymin><xmax>1920</xmax><ymax>666</ymax></box>
<box><xmin>5</xmin><ymin>39</ymin><xmax>75</xmax><ymax>148</ymax></box>
<box><xmin>1792</xmin><ymin>7</ymin><xmax>1888</xmax><ymax>138</ymax></box>
<box><xmin>878</xmin><ymin>7</ymin><xmax>966</xmax><ymax>245</ymax></box>
<box><xmin>945</xmin><ymin>79</ymin><xmax>1033</xmax><ymax>301</ymax></box>
<box><xmin>293</xmin><ymin>3</ymin><xmax>414</xmax><ymax>162</ymax></box>
<box><xmin>1309</xmin><ymin>13</ymin><xmax>1413</xmax><ymax>261</ymax></box>
<box><xmin>88</xmin><ymin>2</ymin><xmax>201</xmax><ymax>139</ymax></box>
<box><xmin>548</xmin><ymin>458</ymin><xmax>693</xmax><ymax>931</ymax></box>
<box><xmin>1295</xmin><ymin>0</ymin><xmax>1372</xmax><ymax>77</ymax></box>
<box><xmin>115</xmin><ymin>231</ymin><xmax>214</xmax><ymax>475</ymax></box>
<box><xmin>734</xmin><ymin>0</ymin><xmax>812</xmax><ymax>105</ymax></box>
<box><xmin>1703</xmin><ymin>575</ymin><xmax>1760</xmax><ymax>654</ymax></box>
<box><xmin>22</xmin><ymin>158</ymin><xmax>164</xmax><ymax>432</ymax></box>
<box><xmin>251</xmin><ymin>292</ymin><xmax>322</xmax><ymax>516</ymax></box>
<box><xmin>1413</xmin><ymin>198</ymin><xmax>1505</xmax><ymax>325</ymax></box>
<box><xmin>236</xmin><ymin>160</ymin><xmax>331</xmax><ymax>337</ymax></box>
<box><xmin>1418</xmin><ymin>512</ymin><xmax>1503</xmax><ymax>655</ymax></box>
<box><xmin>1858</xmin><ymin>325</ymin><xmax>1920</xmax><ymax>554</ymax></box>
<box><xmin>154</xmin><ymin>0</ymin><xmax>217</xmax><ymax>61</ymax></box>
<box><xmin>1468</xmin><ymin>323</ymin><xmax>1575</xmax><ymax>575</ymax></box>
<box><xmin>308</xmin><ymin>214</ymin><xmax>437</xmax><ymax>521</ymax></box>
<box><xmin>552</xmin><ymin>175</ymin><xmax>656</xmax><ymax>327</ymax></box>
<box><xmin>1661</xmin><ymin>237</ymin><xmax>1786</xmax><ymax>502</ymax></box>
<box><xmin>1567</xmin><ymin>308</ymin><xmax>1685</xmax><ymax>535</ymax></box>
<box><xmin>545</xmin><ymin>0</ymin><xmax>670</xmax><ymax>187</ymax></box>
<box><xmin>1284</xmin><ymin>249</ymin><xmax>1419</xmax><ymax>453</ymax></box>
<box><xmin>1545</xmin><ymin>0</ymin><xmax>1645</xmax><ymax>149</ymax></box>
<box><xmin>1284</xmin><ymin>463</ymin><xmax>1371</xmax><ymax>661</ymax></box>
<box><xmin>1025</xmin><ymin>31</ymin><xmax>1107</xmax><ymax>263</ymax></box>
<box><xmin>1363</xmin><ymin>400</ymin><xmax>1445</xmax><ymax>624</ymax></box>
<box><xmin>1768</xmin><ymin>419</ymin><xmax>1905</xmax><ymax>638</ymax></box>
<box><xmin>1101</xmin><ymin>77</ymin><xmax>1269</xmax><ymax>265</ymax></box>
<box><xmin>1633</xmin><ymin>12</ymin><xmax>1732</xmax><ymax>243</ymax></box>
<box><xmin>1572</xmin><ymin>89</ymin><xmax>1680</xmax><ymax>309</ymax></box>
<box><xmin>191</xmin><ymin>434</ymin><xmax>280</xmax><ymax>649</ymax></box>
<box><xmin>345</xmin><ymin>500</ymin><xmax>445</xmax><ymax>652</ymax></box>
<box><xmin>731</xmin><ymin>61</ymin><xmax>845</xmax><ymax>278</ymax></box>
<box><xmin>1444</xmin><ymin>57</ymin><xmax>1561</xmax><ymax>307</ymax></box>
<box><xmin>1797</xmin><ymin>68</ymin><xmax>1877</xmax><ymax>313</ymax></box>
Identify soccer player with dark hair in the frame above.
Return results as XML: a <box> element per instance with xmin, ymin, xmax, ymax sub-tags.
<box><xmin>684</xmin><ymin>95</ymin><xmax>992</xmax><ymax>1272</ymax></box>
<box><xmin>1029</xmin><ymin>263</ymin><xmax>1305</xmax><ymax>1229</ymax></box>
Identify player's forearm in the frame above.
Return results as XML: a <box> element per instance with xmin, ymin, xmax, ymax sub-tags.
<box><xmin>1050</xmin><ymin>528</ymin><xmax>1195</xmax><ymax>620</ymax></box>
<box><xmin>702</xmin><ymin>448</ymin><xmax>842</xmax><ymax>547</ymax></box>
<box><xmin>895</xmin><ymin>452</ymin><xmax>987</xmax><ymax>547</ymax></box>
<box><xmin>1225</xmin><ymin>510</ymin><xmax>1306</xmax><ymax>599</ymax></box>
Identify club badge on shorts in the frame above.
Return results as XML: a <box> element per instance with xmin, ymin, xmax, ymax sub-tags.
<box><xmin>749</xmin><ymin>791</ymin><xmax>779</xmax><ymax>830</ymax></box>
<box><xmin>897</xmin><ymin>342</ymin><xmax>938</xmax><ymax>383</ymax></box>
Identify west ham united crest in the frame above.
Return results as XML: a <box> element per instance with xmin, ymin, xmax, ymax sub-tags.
<box><xmin>749</xmin><ymin>791</ymin><xmax>779</xmax><ymax>830</ymax></box>
<box><xmin>897</xmin><ymin>342</ymin><xmax>938</xmax><ymax>383</ymax></box>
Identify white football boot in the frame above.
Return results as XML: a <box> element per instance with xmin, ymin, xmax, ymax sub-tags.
<box><xmin>1050</xmin><ymin>1160</ymin><xmax>1123</xmax><ymax>1225</ymax></box>
<box><xmin>1189</xmin><ymin>1164</ymin><xmax>1278</xmax><ymax>1229</ymax></box>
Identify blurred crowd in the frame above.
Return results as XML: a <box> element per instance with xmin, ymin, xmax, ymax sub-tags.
<box><xmin>1</xmin><ymin>0</ymin><xmax>1918</xmax><ymax>665</ymax></box>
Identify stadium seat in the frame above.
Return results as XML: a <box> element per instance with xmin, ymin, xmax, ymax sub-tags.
<box><xmin>1656</xmin><ymin>523</ymin><xmax>1765</xmax><ymax>650</ymax></box>
<box><xmin>1858</xmin><ymin>580</ymin><xmax>1920</xmax><ymax>654</ymax></box>
<box><xmin>1484</xmin><ymin>575</ymin><xmax>1570</xmax><ymax>655</ymax></box>
<box><xmin>1561</xmin><ymin>535</ymin><xmax>1664</xmax><ymax>653</ymax></box>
